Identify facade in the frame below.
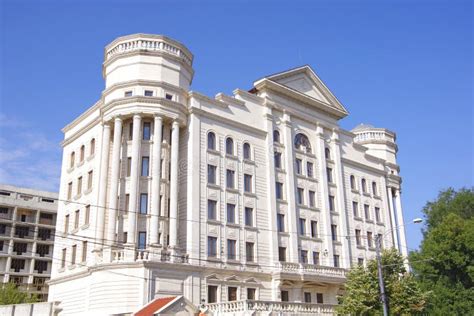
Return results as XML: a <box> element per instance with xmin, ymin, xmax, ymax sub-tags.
<box><xmin>48</xmin><ymin>33</ymin><xmax>408</xmax><ymax>315</ymax></box>
<box><xmin>0</xmin><ymin>184</ymin><xmax>58</xmax><ymax>301</ymax></box>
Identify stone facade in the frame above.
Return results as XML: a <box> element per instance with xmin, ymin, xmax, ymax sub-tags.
<box><xmin>0</xmin><ymin>184</ymin><xmax>58</xmax><ymax>301</ymax></box>
<box><xmin>48</xmin><ymin>34</ymin><xmax>408</xmax><ymax>315</ymax></box>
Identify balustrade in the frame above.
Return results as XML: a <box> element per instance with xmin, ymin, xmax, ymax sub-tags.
<box><xmin>206</xmin><ymin>300</ymin><xmax>335</xmax><ymax>314</ymax></box>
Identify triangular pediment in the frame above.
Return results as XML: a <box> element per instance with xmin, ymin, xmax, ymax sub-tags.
<box><xmin>254</xmin><ymin>65</ymin><xmax>349</xmax><ymax>119</ymax></box>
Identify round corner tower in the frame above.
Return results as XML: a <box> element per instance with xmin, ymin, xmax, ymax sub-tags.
<box><xmin>352</xmin><ymin>124</ymin><xmax>398</xmax><ymax>165</ymax></box>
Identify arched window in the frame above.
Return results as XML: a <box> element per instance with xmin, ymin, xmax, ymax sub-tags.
<box><xmin>207</xmin><ymin>132</ymin><xmax>216</xmax><ymax>150</ymax></box>
<box><xmin>325</xmin><ymin>147</ymin><xmax>331</xmax><ymax>160</ymax></box>
<box><xmin>243</xmin><ymin>143</ymin><xmax>251</xmax><ymax>160</ymax></box>
<box><xmin>350</xmin><ymin>175</ymin><xmax>356</xmax><ymax>190</ymax></box>
<box><xmin>294</xmin><ymin>133</ymin><xmax>312</xmax><ymax>153</ymax></box>
<box><xmin>70</xmin><ymin>152</ymin><xmax>75</xmax><ymax>168</ymax></box>
<box><xmin>273</xmin><ymin>130</ymin><xmax>280</xmax><ymax>143</ymax></box>
<box><xmin>226</xmin><ymin>137</ymin><xmax>234</xmax><ymax>155</ymax></box>
<box><xmin>90</xmin><ymin>138</ymin><xmax>95</xmax><ymax>156</ymax></box>
<box><xmin>361</xmin><ymin>179</ymin><xmax>367</xmax><ymax>193</ymax></box>
<box><xmin>372</xmin><ymin>181</ymin><xmax>378</xmax><ymax>196</ymax></box>
<box><xmin>80</xmin><ymin>145</ymin><xmax>85</xmax><ymax>162</ymax></box>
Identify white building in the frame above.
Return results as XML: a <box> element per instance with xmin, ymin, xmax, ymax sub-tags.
<box><xmin>48</xmin><ymin>33</ymin><xmax>408</xmax><ymax>315</ymax></box>
<box><xmin>0</xmin><ymin>184</ymin><xmax>58</xmax><ymax>301</ymax></box>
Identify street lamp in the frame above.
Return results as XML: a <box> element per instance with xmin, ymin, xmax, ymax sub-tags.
<box><xmin>376</xmin><ymin>218</ymin><xmax>422</xmax><ymax>316</ymax></box>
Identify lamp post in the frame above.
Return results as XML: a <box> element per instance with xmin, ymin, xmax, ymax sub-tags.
<box><xmin>376</xmin><ymin>218</ymin><xmax>422</xmax><ymax>316</ymax></box>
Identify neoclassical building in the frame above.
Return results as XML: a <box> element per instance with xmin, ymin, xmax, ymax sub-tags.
<box><xmin>48</xmin><ymin>34</ymin><xmax>408</xmax><ymax>315</ymax></box>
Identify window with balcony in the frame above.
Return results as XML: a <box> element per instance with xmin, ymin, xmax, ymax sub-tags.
<box><xmin>208</xmin><ymin>236</ymin><xmax>217</xmax><ymax>257</ymax></box>
<box><xmin>278</xmin><ymin>247</ymin><xmax>286</xmax><ymax>262</ymax></box>
<box><xmin>244</xmin><ymin>207</ymin><xmax>253</xmax><ymax>226</ymax></box>
<box><xmin>274</xmin><ymin>152</ymin><xmax>282</xmax><ymax>169</ymax></box>
<box><xmin>208</xmin><ymin>285</ymin><xmax>218</xmax><ymax>303</ymax></box>
<box><xmin>304</xmin><ymin>292</ymin><xmax>311</xmax><ymax>303</ymax></box>
<box><xmin>227</xmin><ymin>239</ymin><xmax>236</xmax><ymax>260</ymax></box>
<box><xmin>138</xmin><ymin>232</ymin><xmax>146</xmax><ymax>249</ymax></box>
<box><xmin>243</xmin><ymin>143</ymin><xmax>251</xmax><ymax>160</ymax></box>
<box><xmin>225</xmin><ymin>138</ymin><xmax>234</xmax><ymax>155</ymax></box>
<box><xmin>313</xmin><ymin>251</ymin><xmax>320</xmax><ymax>265</ymax></box>
<box><xmin>246</xmin><ymin>242</ymin><xmax>254</xmax><ymax>262</ymax></box>
<box><xmin>207</xmin><ymin>165</ymin><xmax>217</xmax><ymax>185</ymax></box>
<box><xmin>300</xmin><ymin>250</ymin><xmax>308</xmax><ymax>264</ymax></box>
<box><xmin>226</xmin><ymin>203</ymin><xmax>235</xmax><ymax>224</ymax></box>
<box><xmin>208</xmin><ymin>200</ymin><xmax>217</xmax><ymax>220</ymax></box>
<box><xmin>247</xmin><ymin>288</ymin><xmax>256</xmax><ymax>300</ymax></box>
<box><xmin>334</xmin><ymin>254</ymin><xmax>340</xmax><ymax>267</ymax></box>
<box><xmin>207</xmin><ymin>132</ymin><xmax>216</xmax><ymax>150</ymax></box>
<box><xmin>141</xmin><ymin>157</ymin><xmax>149</xmax><ymax>176</ymax></box>
<box><xmin>244</xmin><ymin>174</ymin><xmax>253</xmax><ymax>193</ymax></box>
<box><xmin>226</xmin><ymin>169</ymin><xmax>235</xmax><ymax>189</ymax></box>
<box><xmin>228</xmin><ymin>287</ymin><xmax>238</xmax><ymax>301</ymax></box>
<box><xmin>316</xmin><ymin>293</ymin><xmax>324</xmax><ymax>304</ymax></box>
<box><xmin>281</xmin><ymin>290</ymin><xmax>289</xmax><ymax>302</ymax></box>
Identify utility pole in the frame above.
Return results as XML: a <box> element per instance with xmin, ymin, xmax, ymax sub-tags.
<box><xmin>376</xmin><ymin>235</ymin><xmax>389</xmax><ymax>316</ymax></box>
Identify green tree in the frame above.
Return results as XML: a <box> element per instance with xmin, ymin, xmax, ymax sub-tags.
<box><xmin>0</xmin><ymin>283</ymin><xmax>39</xmax><ymax>305</ymax></box>
<box><xmin>410</xmin><ymin>187</ymin><xmax>474</xmax><ymax>314</ymax></box>
<box><xmin>337</xmin><ymin>248</ymin><xmax>428</xmax><ymax>315</ymax></box>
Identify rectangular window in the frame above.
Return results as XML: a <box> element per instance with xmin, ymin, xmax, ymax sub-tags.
<box><xmin>208</xmin><ymin>285</ymin><xmax>218</xmax><ymax>303</ymax></box>
<box><xmin>144</xmin><ymin>90</ymin><xmax>153</xmax><ymax>97</ymax></box>
<box><xmin>297</xmin><ymin>188</ymin><xmax>304</xmax><ymax>205</ymax></box>
<box><xmin>244</xmin><ymin>174</ymin><xmax>253</xmax><ymax>193</ymax></box>
<box><xmin>124</xmin><ymin>90</ymin><xmax>132</xmax><ymax>97</ymax></box>
<box><xmin>138</xmin><ymin>231</ymin><xmax>146</xmax><ymax>249</ymax></box>
<box><xmin>208</xmin><ymin>236</ymin><xmax>217</xmax><ymax>257</ymax></box>
<box><xmin>61</xmin><ymin>248</ymin><xmax>66</xmax><ymax>268</ymax></box>
<box><xmin>334</xmin><ymin>254</ymin><xmax>340</xmax><ymax>267</ymax></box>
<box><xmin>358</xmin><ymin>258</ymin><xmax>364</xmax><ymax>266</ymax></box>
<box><xmin>84</xmin><ymin>205</ymin><xmax>90</xmax><ymax>225</ymax></box>
<box><xmin>67</xmin><ymin>182</ymin><xmax>72</xmax><ymax>200</ymax></box>
<box><xmin>375</xmin><ymin>207</ymin><xmax>381</xmax><ymax>222</ymax></box>
<box><xmin>127</xmin><ymin>157</ymin><xmax>132</xmax><ymax>177</ymax></box>
<box><xmin>207</xmin><ymin>200</ymin><xmax>217</xmax><ymax>220</ymax></box>
<box><xmin>301</xmin><ymin>250</ymin><xmax>308</xmax><ymax>263</ymax></box>
<box><xmin>64</xmin><ymin>215</ymin><xmax>69</xmax><ymax>233</ymax></box>
<box><xmin>367</xmin><ymin>231</ymin><xmax>373</xmax><ymax>248</ymax></box>
<box><xmin>331</xmin><ymin>224</ymin><xmax>337</xmax><ymax>241</ymax></box>
<box><xmin>277</xmin><ymin>214</ymin><xmax>285</xmax><ymax>232</ymax></box>
<box><xmin>226</xmin><ymin>203</ymin><xmax>235</xmax><ymax>224</ymax></box>
<box><xmin>125</xmin><ymin>194</ymin><xmax>130</xmax><ymax>212</ymax></box>
<box><xmin>281</xmin><ymin>290</ymin><xmax>289</xmax><ymax>302</ymax></box>
<box><xmin>74</xmin><ymin>210</ymin><xmax>79</xmax><ymax>229</ymax></box>
<box><xmin>309</xmin><ymin>190</ymin><xmax>316</xmax><ymax>207</ymax></box>
<box><xmin>278</xmin><ymin>247</ymin><xmax>286</xmax><ymax>262</ymax></box>
<box><xmin>311</xmin><ymin>220</ymin><xmax>318</xmax><ymax>238</ymax></box>
<box><xmin>326</xmin><ymin>167</ymin><xmax>333</xmax><ymax>183</ymax></box>
<box><xmin>165</xmin><ymin>93</ymin><xmax>173</xmax><ymax>100</ymax></box>
<box><xmin>141</xmin><ymin>157</ymin><xmax>149</xmax><ymax>176</ymax></box>
<box><xmin>140</xmin><ymin>194</ymin><xmax>148</xmax><ymax>214</ymax></box>
<box><xmin>307</xmin><ymin>162</ymin><xmax>313</xmax><ymax>178</ymax></box>
<box><xmin>143</xmin><ymin>122</ymin><xmax>151</xmax><ymax>140</ymax></box>
<box><xmin>244</xmin><ymin>207</ymin><xmax>253</xmax><ymax>226</ymax></box>
<box><xmin>304</xmin><ymin>292</ymin><xmax>312</xmax><ymax>303</ymax></box>
<box><xmin>275</xmin><ymin>182</ymin><xmax>283</xmax><ymax>200</ymax></box>
<box><xmin>226</xmin><ymin>169</ymin><xmax>235</xmax><ymax>189</ymax></box>
<box><xmin>247</xmin><ymin>288</ymin><xmax>256</xmax><ymax>300</ymax></box>
<box><xmin>329</xmin><ymin>195</ymin><xmax>335</xmax><ymax>212</ymax></box>
<box><xmin>82</xmin><ymin>241</ymin><xmax>87</xmax><ymax>262</ymax></box>
<box><xmin>129</xmin><ymin>123</ymin><xmax>133</xmax><ymax>140</ymax></box>
<box><xmin>228</xmin><ymin>287</ymin><xmax>237</xmax><ymax>301</ymax></box>
<box><xmin>71</xmin><ymin>245</ymin><xmax>77</xmax><ymax>265</ymax></box>
<box><xmin>353</xmin><ymin>201</ymin><xmax>359</xmax><ymax>218</ymax></box>
<box><xmin>87</xmin><ymin>170</ymin><xmax>93</xmax><ymax>189</ymax></box>
<box><xmin>316</xmin><ymin>293</ymin><xmax>324</xmax><ymax>304</ymax></box>
<box><xmin>274</xmin><ymin>152</ymin><xmax>282</xmax><ymax>169</ymax></box>
<box><xmin>295</xmin><ymin>158</ymin><xmax>302</xmax><ymax>175</ymax></box>
<box><xmin>208</xmin><ymin>165</ymin><xmax>217</xmax><ymax>184</ymax></box>
<box><xmin>246</xmin><ymin>242</ymin><xmax>254</xmax><ymax>262</ymax></box>
<box><xmin>227</xmin><ymin>239</ymin><xmax>236</xmax><ymax>260</ymax></box>
<box><xmin>313</xmin><ymin>251</ymin><xmax>320</xmax><ymax>265</ymax></box>
<box><xmin>356</xmin><ymin>229</ymin><xmax>362</xmax><ymax>246</ymax></box>
<box><xmin>364</xmin><ymin>204</ymin><xmax>370</xmax><ymax>220</ymax></box>
<box><xmin>299</xmin><ymin>218</ymin><xmax>306</xmax><ymax>235</ymax></box>
<box><xmin>77</xmin><ymin>177</ymin><xmax>82</xmax><ymax>195</ymax></box>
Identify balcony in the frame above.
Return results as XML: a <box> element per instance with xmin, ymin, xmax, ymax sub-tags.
<box><xmin>206</xmin><ymin>300</ymin><xmax>335</xmax><ymax>315</ymax></box>
<box><xmin>276</xmin><ymin>262</ymin><xmax>347</xmax><ymax>281</ymax></box>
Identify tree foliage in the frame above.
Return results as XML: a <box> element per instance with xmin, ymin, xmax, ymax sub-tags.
<box><xmin>409</xmin><ymin>187</ymin><xmax>474</xmax><ymax>314</ymax></box>
<box><xmin>0</xmin><ymin>283</ymin><xmax>39</xmax><ymax>305</ymax></box>
<box><xmin>337</xmin><ymin>248</ymin><xmax>428</xmax><ymax>315</ymax></box>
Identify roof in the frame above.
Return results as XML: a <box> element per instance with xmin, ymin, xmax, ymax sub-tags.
<box><xmin>351</xmin><ymin>123</ymin><xmax>375</xmax><ymax>132</ymax></box>
<box><xmin>134</xmin><ymin>297</ymin><xmax>176</xmax><ymax>316</ymax></box>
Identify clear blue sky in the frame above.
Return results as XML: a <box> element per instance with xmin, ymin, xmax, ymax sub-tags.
<box><xmin>1</xmin><ymin>0</ymin><xmax>472</xmax><ymax>251</ymax></box>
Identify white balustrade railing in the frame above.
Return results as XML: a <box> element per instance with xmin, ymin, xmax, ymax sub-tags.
<box><xmin>135</xmin><ymin>249</ymin><xmax>149</xmax><ymax>261</ymax></box>
<box><xmin>206</xmin><ymin>300</ymin><xmax>335</xmax><ymax>314</ymax></box>
<box><xmin>112</xmin><ymin>249</ymin><xmax>124</xmax><ymax>262</ymax></box>
<box><xmin>278</xmin><ymin>262</ymin><xmax>347</xmax><ymax>278</ymax></box>
<box><xmin>354</xmin><ymin>130</ymin><xmax>394</xmax><ymax>143</ymax></box>
<box><xmin>106</xmin><ymin>38</ymin><xmax>192</xmax><ymax>66</ymax></box>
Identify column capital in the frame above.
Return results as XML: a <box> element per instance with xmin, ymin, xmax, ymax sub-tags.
<box><xmin>103</xmin><ymin>122</ymin><xmax>112</xmax><ymax>129</ymax></box>
<box><xmin>113</xmin><ymin>115</ymin><xmax>123</xmax><ymax>122</ymax></box>
<box><xmin>154</xmin><ymin>114</ymin><xmax>163</xmax><ymax>121</ymax></box>
<box><xmin>171</xmin><ymin>120</ymin><xmax>180</xmax><ymax>128</ymax></box>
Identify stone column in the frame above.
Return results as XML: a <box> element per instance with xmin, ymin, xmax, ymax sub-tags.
<box><xmin>331</xmin><ymin>129</ymin><xmax>352</xmax><ymax>268</ymax></box>
<box><xmin>271</xmin><ymin>278</ymin><xmax>281</xmax><ymax>301</ymax></box>
<box><xmin>95</xmin><ymin>123</ymin><xmax>111</xmax><ymax>249</ymax></box>
<box><xmin>169</xmin><ymin>120</ymin><xmax>180</xmax><ymax>251</ymax></box>
<box><xmin>150</xmin><ymin>115</ymin><xmax>163</xmax><ymax>246</ymax></box>
<box><xmin>106</xmin><ymin>117</ymin><xmax>122</xmax><ymax>246</ymax></box>
<box><xmin>387</xmin><ymin>188</ymin><xmax>400</xmax><ymax>251</ymax></box>
<box><xmin>394</xmin><ymin>189</ymin><xmax>408</xmax><ymax>257</ymax></box>
<box><xmin>315</xmin><ymin>124</ymin><xmax>334</xmax><ymax>266</ymax></box>
<box><xmin>127</xmin><ymin>114</ymin><xmax>142</xmax><ymax>245</ymax></box>
<box><xmin>282</xmin><ymin>111</ymin><xmax>299</xmax><ymax>263</ymax></box>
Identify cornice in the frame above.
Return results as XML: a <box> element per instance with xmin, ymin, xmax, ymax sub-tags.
<box><xmin>62</xmin><ymin>100</ymin><xmax>102</xmax><ymax>133</ymax></box>
<box><xmin>61</xmin><ymin>117</ymin><xmax>101</xmax><ymax>147</ymax></box>
<box><xmin>188</xmin><ymin>91</ymin><xmax>228</xmax><ymax>108</ymax></box>
<box><xmin>215</xmin><ymin>92</ymin><xmax>246</xmax><ymax>107</ymax></box>
<box><xmin>232</xmin><ymin>88</ymin><xmax>265</xmax><ymax>104</ymax></box>
<box><xmin>356</xmin><ymin>139</ymin><xmax>398</xmax><ymax>151</ymax></box>
<box><xmin>102</xmin><ymin>96</ymin><xmax>187</xmax><ymax>114</ymax></box>
<box><xmin>102</xmin><ymin>79</ymin><xmax>187</xmax><ymax>99</ymax></box>
<box><xmin>341</xmin><ymin>157</ymin><xmax>385</xmax><ymax>176</ymax></box>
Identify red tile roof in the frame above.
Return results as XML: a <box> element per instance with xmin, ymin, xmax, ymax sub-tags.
<box><xmin>134</xmin><ymin>296</ymin><xmax>176</xmax><ymax>316</ymax></box>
